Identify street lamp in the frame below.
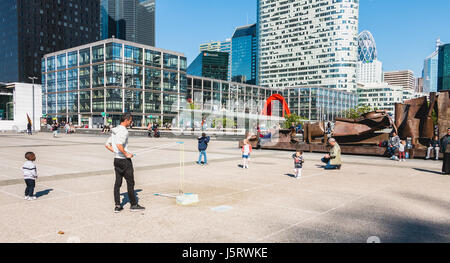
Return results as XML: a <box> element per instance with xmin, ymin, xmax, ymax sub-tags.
<box><xmin>29</xmin><ymin>76</ymin><xmax>38</xmax><ymax>132</ymax></box>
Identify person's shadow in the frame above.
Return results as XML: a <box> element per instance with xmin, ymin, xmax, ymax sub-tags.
<box><xmin>35</xmin><ymin>189</ymin><xmax>54</xmax><ymax>198</ymax></box>
<box><xmin>285</xmin><ymin>173</ymin><xmax>296</xmax><ymax>178</ymax></box>
<box><xmin>120</xmin><ymin>189</ymin><xmax>142</xmax><ymax>207</ymax></box>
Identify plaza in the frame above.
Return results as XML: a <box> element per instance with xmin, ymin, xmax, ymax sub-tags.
<box><xmin>0</xmin><ymin>133</ymin><xmax>449</xmax><ymax>243</ymax></box>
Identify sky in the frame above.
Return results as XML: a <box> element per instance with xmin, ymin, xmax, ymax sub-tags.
<box><xmin>156</xmin><ymin>0</ymin><xmax>450</xmax><ymax>77</ymax></box>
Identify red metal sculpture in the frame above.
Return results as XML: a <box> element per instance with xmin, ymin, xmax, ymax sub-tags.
<box><xmin>262</xmin><ymin>94</ymin><xmax>291</xmax><ymax>117</ymax></box>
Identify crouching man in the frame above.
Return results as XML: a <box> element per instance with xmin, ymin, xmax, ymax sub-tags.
<box><xmin>321</xmin><ymin>138</ymin><xmax>342</xmax><ymax>170</ymax></box>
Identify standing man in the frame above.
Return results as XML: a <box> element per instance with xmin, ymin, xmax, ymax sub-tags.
<box><xmin>27</xmin><ymin>122</ymin><xmax>32</xmax><ymax>135</ymax></box>
<box><xmin>105</xmin><ymin>113</ymin><xmax>145</xmax><ymax>213</ymax></box>
<box><xmin>321</xmin><ymin>138</ymin><xmax>342</xmax><ymax>170</ymax></box>
<box><xmin>440</xmin><ymin>128</ymin><xmax>450</xmax><ymax>174</ymax></box>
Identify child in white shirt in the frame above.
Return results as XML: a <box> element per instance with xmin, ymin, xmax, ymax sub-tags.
<box><xmin>241</xmin><ymin>140</ymin><xmax>252</xmax><ymax>169</ymax></box>
<box><xmin>22</xmin><ymin>152</ymin><xmax>38</xmax><ymax>200</ymax></box>
<box><xmin>398</xmin><ymin>140</ymin><xmax>406</xmax><ymax>162</ymax></box>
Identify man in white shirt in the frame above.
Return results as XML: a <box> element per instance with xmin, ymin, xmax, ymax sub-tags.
<box><xmin>105</xmin><ymin>113</ymin><xmax>145</xmax><ymax>213</ymax></box>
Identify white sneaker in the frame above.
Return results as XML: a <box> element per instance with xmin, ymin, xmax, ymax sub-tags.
<box><xmin>24</xmin><ymin>196</ymin><xmax>29</xmax><ymax>200</ymax></box>
<box><xmin>30</xmin><ymin>196</ymin><xmax>37</xmax><ymax>200</ymax></box>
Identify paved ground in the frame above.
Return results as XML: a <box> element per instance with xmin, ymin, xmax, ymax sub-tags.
<box><xmin>0</xmin><ymin>133</ymin><xmax>449</xmax><ymax>243</ymax></box>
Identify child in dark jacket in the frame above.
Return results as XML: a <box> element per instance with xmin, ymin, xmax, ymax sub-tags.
<box><xmin>197</xmin><ymin>133</ymin><xmax>210</xmax><ymax>165</ymax></box>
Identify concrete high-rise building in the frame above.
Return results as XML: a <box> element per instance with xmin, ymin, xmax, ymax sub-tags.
<box><xmin>100</xmin><ymin>0</ymin><xmax>155</xmax><ymax>47</ymax></box>
<box><xmin>415</xmin><ymin>77</ymin><xmax>424</xmax><ymax>93</ymax></box>
<box><xmin>200</xmin><ymin>40</ymin><xmax>232</xmax><ymax>81</ymax></box>
<box><xmin>0</xmin><ymin>0</ymin><xmax>100</xmax><ymax>84</ymax></box>
<box><xmin>438</xmin><ymin>43</ymin><xmax>450</xmax><ymax>91</ymax></box>
<box><xmin>423</xmin><ymin>39</ymin><xmax>442</xmax><ymax>93</ymax></box>
<box><xmin>257</xmin><ymin>0</ymin><xmax>359</xmax><ymax>91</ymax></box>
<box><xmin>231</xmin><ymin>24</ymin><xmax>258</xmax><ymax>85</ymax></box>
<box><xmin>384</xmin><ymin>70</ymin><xmax>415</xmax><ymax>90</ymax></box>
<box><xmin>357</xmin><ymin>61</ymin><xmax>383</xmax><ymax>84</ymax></box>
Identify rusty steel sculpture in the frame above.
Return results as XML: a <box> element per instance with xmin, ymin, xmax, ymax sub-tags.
<box><xmin>240</xmin><ymin>91</ymin><xmax>450</xmax><ymax>158</ymax></box>
<box><xmin>396</xmin><ymin>92</ymin><xmax>450</xmax><ymax>146</ymax></box>
<box><xmin>304</xmin><ymin>110</ymin><xmax>395</xmax><ymax>145</ymax></box>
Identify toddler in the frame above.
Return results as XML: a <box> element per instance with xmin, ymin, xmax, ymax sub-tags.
<box><xmin>22</xmin><ymin>152</ymin><xmax>38</xmax><ymax>200</ymax></box>
<box><xmin>292</xmin><ymin>150</ymin><xmax>304</xmax><ymax>179</ymax></box>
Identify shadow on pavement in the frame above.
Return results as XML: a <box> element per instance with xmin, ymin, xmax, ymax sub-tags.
<box><xmin>413</xmin><ymin>168</ymin><xmax>442</xmax><ymax>175</ymax></box>
<box><xmin>120</xmin><ymin>189</ymin><xmax>143</xmax><ymax>207</ymax></box>
<box><xmin>35</xmin><ymin>189</ymin><xmax>54</xmax><ymax>198</ymax></box>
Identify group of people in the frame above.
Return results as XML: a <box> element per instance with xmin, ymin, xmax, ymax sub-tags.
<box><xmin>20</xmin><ymin>112</ymin><xmax>448</xmax><ymax>212</ymax></box>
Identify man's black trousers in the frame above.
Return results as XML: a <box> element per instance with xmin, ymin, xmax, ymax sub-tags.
<box><xmin>114</xmin><ymin>158</ymin><xmax>137</xmax><ymax>206</ymax></box>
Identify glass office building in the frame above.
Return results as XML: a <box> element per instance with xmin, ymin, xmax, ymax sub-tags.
<box><xmin>41</xmin><ymin>39</ymin><xmax>187</xmax><ymax>127</ymax></box>
<box><xmin>438</xmin><ymin>43</ymin><xmax>450</xmax><ymax>91</ymax></box>
<box><xmin>231</xmin><ymin>24</ymin><xmax>258</xmax><ymax>85</ymax></box>
<box><xmin>100</xmin><ymin>0</ymin><xmax>155</xmax><ymax>47</ymax></box>
<box><xmin>0</xmin><ymin>0</ymin><xmax>100</xmax><ymax>84</ymax></box>
<box><xmin>199</xmin><ymin>40</ymin><xmax>232</xmax><ymax>81</ymax></box>
<box><xmin>42</xmin><ymin>39</ymin><xmax>357</xmax><ymax>128</ymax></box>
<box><xmin>187</xmin><ymin>51</ymin><xmax>229</xmax><ymax>81</ymax></box>
<box><xmin>186</xmin><ymin>76</ymin><xmax>357</xmax><ymax>122</ymax></box>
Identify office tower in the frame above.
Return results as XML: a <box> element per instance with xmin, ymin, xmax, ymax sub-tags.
<box><xmin>231</xmin><ymin>24</ymin><xmax>258</xmax><ymax>85</ymax></box>
<box><xmin>423</xmin><ymin>39</ymin><xmax>442</xmax><ymax>93</ymax></box>
<box><xmin>415</xmin><ymin>77</ymin><xmax>424</xmax><ymax>93</ymax></box>
<box><xmin>356</xmin><ymin>31</ymin><xmax>383</xmax><ymax>84</ymax></box>
<box><xmin>100</xmin><ymin>0</ymin><xmax>155</xmax><ymax>46</ymax></box>
<box><xmin>187</xmin><ymin>51</ymin><xmax>229</xmax><ymax>81</ymax></box>
<box><xmin>200</xmin><ymin>40</ymin><xmax>232</xmax><ymax>80</ymax></box>
<box><xmin>257</xmin><ymin>0</ymin><xmax>359</xmax><ymax>91</ymax></box>
<box><xmin>0</xmin><ymin>0</ymin><xmax>100</xmax><ymax>83</ymax></box>
<box><xmin>438</xmin><ymin>43</ymin><xmax>450</xmax><ymax>91</ymax></box>
<box><xmin>384</xmin><ymin>70</ymin><xmax>415</xmax><ymax>90</ymax></box>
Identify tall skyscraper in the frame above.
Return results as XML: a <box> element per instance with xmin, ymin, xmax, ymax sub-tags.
<box><xmin>384</xmin><ymin>70</ymin><xmax>415</xmax><ymax>90</ymax></box>
<box><xmin>423</xmin><ymin>39</ymin><xmax>442</xmax><ymax>93</ymax></box>
<box><xmin>438</xmin><ymin>43</ymin><xmax>450</xmax><ymax>91</ymax></box>
<box><xmin>200</xmin><ymin>39</ymin><xmax>232</xmax><ymax>80</ymax></box>
<box><xmin>100</xmin><ymin>0</ymin><xmax>155</xmax><ymax>47</ymax></box>
<box><xmin>356</xmin><ymin>31</ymin><xmax>383</xmax><ymax>84</ymax></box>
<box><xmin>0</xmin><ymin>0</ymin><xmax>100</xmax><ymax>83</ymax></box>
<box><xmin>231</xmin><ymin>24</ymin><xmax>258</xmax><ymax>85</ymax></box>
<box><xmin>257</xmin><ymin>0</ymin><xmax>359</xmax><ymax>91</ymax></box>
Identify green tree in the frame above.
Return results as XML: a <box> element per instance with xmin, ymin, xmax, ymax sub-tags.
<box><xmin>283</xmin><ymin>114</ymin><xmax>307</xmax><ymax>129</ymax></box>
<box><xmin>343</xmin><ymin>105</ymin><xmax>375</xmax><ymax>119</ymax></box>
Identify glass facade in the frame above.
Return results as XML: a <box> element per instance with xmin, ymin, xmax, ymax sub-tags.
<box><xmin>100</xmin><ymin>0</ymin><xmax>155</xmax><ymax>47</ymax></box>
<box><xmin>42</xmin><ymin>39</ymin><xmax>186</xmax><ymax>127</ymax></box>
<box><xmin>187</xmin><ymin>51</ymin><xmax>229</xmax><ymax>81</ymax></box>
<box><xmin>438</xmin><ymin>44</ymin><xmax>450</xmax><ymax>91</ymax></box>
<box><xmin>0</xmin><ymin>0</ymin><xmax>100</xmax><ymax>83</ymax></box>
<box><xmin>231</xmin><ymin>24</ymin><xmax>258</xmax><ymax>85</ymax></box>
<box><xmin>187</xmin><ymin>76</ymin><xmax>357</xmax><ymax>122</ymax></box>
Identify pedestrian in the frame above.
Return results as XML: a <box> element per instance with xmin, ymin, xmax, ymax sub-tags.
<box><xmin>241</xmin><ymin>139</ymin><xmax>252</xmax><ymax>169</ymax></box>
<box><xmin>64</xmin><ymin>122</ymin><xmax>70</xmax><ymax>134</ymax></box>
<box><xmin>398</xmin><ymin>140</ymin><xmax>406</xmax><ymax>162</ymax></box>
<box><xmin>321</xmin><ymin>138</ymin><xmax>342</xmax><ymax>170</ymax></box>
<box><xmin>426</xmin><ymin>136</ymin><xmax>440</xmax><ymax>160</ymax></box>
<box><xmin>197</xmin><ymin>132</ymin><xmax>210</xmax><ymax>165</ymax></box>
<box><xmin>22</xmin><ymin>152</ymin><xmax>38</xmax><ymax>200</ymax></box>
<box><xmin>292</xmin><ymin>150</ymin><xmax>304</xmax><ymax>179</ymax></box>
<box><xmin>105</xmin><ymin>113</ymin><xmax>145</xmax><ymax>213</ymax></box>
<box><xmin>387</xmin><ymin>132</ymin><xmax>400</xmax><ymax>160</ymax></box>
<box><xmin>440</xmin><ymin>128</ymin><xmax>450</xmax><ymax>174</ymax></box>
<box><xmin>27</xmin><ymin>122</ymin><xmax>32</xmax><ymax>135</ymax></box>
<box><xmin>52</xmin><ymin>123</ymin><xmax>58</xmax><ymax>137</ymax></box>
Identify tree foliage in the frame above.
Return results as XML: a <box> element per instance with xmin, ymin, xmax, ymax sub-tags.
<box><xmin>283</xmin><ymin>114</ymin><xmax>307</xmax><ymax>129</ymax></box>
<box><xmin>342</xmin><ymin>105</ymin><xmax>375</xmax><ymax>119</ymax></box>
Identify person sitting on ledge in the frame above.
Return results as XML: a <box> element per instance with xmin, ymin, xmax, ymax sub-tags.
<box><xmin>321</xmin><ymin>138</ymin><xmax>342</xmax><ymax>170</ymax></box>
